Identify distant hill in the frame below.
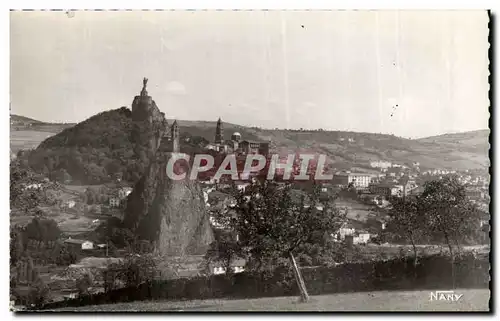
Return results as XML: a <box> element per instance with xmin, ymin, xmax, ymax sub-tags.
<box><xmin>417</xmin><ymin>129</ymin><xmax>489</xmax><ymax>146</ymax></box>
<box><xmin>10</xmin><ymin>113</ymin><xmax>75</xmax><ymax>133</ymax></box>
<box><xmin>19</xmin><ymin>108</ymin><xmax>489</xmax><ymax>185</ymax></box>
<box><xmin>10</xmin><ymin>114</ymin><xmax>43</xmax><ymax>125</ymax></box>
<box><xmin>243</xmin><ymin>127</ymin><xmax>489</xmax><ymax>171</ymax></box>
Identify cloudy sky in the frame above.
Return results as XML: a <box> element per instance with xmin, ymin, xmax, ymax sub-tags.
<box><xmin>10</xmin><ymin>10</ymin><xmax>489</xmax><ymax>138</ymax></box>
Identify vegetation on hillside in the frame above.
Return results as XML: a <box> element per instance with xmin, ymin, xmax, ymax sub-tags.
<box><xmin>21</xmin><ymin>108</ymin><xmax>210</xmax><ymax>185</ymax></box>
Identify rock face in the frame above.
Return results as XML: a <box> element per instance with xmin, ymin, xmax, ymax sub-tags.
<box><xmin>131</xmin><ymin>78</ymin><xmax>168</xmax><ymax>163</ymax></box>
<box><xmin>123</xmin><ymin>153</ymin><xmax>214</xmax><ymax>255</ymax></box>
<box><xmin>124</xmin><ymin>79</ymin><xmax>213</xmax><ymax>256</ymax></box>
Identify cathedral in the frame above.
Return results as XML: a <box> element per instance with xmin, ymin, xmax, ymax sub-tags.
<box><xmin>206</xmin><ymin>117</ymin><xmax>269</xmax><ymax>156</ymax></box>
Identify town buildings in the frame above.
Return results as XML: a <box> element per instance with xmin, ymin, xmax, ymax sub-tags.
<box><xmin>333</xmin><ymin>171</ymin><xmax>375</xmax><ymax>189</ymax></box>
<box><xmin>369</xmin><ymin>160</ymin><xmax>392</xmax><ymax>170</ymax></box>
<box><xmin>206</xmin><ymin>118</ymin><xmax>270</xmax><ymax>156</ymax></box>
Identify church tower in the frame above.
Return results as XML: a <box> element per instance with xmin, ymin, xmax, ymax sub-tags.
<box><xmin>171</xmin><ymin>120</ymin><xmax>180</xmax><ymax>153</ymax></box>
<box><xmin>214</xmin><ymin>117</ymin><xmax>224</xmax><ymax>144</ymax></box>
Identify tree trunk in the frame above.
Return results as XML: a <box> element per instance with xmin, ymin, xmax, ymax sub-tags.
<box><xmin>444</xmin><ymin>233</ymin><xmax>455</xmax><ymax>289</ymax></box>
<box><xmin>409</xmin><ymin>234</ymin><xmax>418</xmax><ymax>267</ymax></box>
<box><xmin>289</xmin><ymin>251</ymin><xmax>310</xmax><ymax>302</ymax></box>
<box><xmin>409</xmin><ymin>235</ymin><xmax>418</xmax><ymax>279</ymax></box>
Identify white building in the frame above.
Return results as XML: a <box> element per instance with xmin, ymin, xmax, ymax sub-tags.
<box><xmin>61</xmin><ymin>200</ymin><xmax>76</xmax><ymax>209</ymax></box>
<box><xmin>109</xmin><ymin>197</ymin><xmax>120</xmax><ymax>208</ymax></box>
<box><xmin>64</xmin><ymin>239</ymin><xmax>94</xmax><ymax>250</ymax></box>
<box><xmin>118</xmin><ymin>187</ymin><xmax>133</xmax><ymax>199</ymax></box>
<box><xmin>334</xmin><ymin>172</ymin><xmax>375</xmax><ymax>189</ymax></box>
<box><xmin>354</xmin><ymin>232</ymin><xmax>371</xmax><ymax>245</ymax></box>
<box><xmin>370</xmin><ymin>160</ymin><xmax>392</xmax><ymax>170</ymax></box>
<box><xmin>210</xmin><ymin>259</ymin><xmax>246</xmax><ymax>275</ymax></box>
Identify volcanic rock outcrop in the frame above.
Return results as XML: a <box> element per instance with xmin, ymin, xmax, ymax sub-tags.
<box><xmin>124</xmin><ymin>154</ymin><xmax>213</xmax><ymax>255</ymax></box>
<box><xmin>131</xmin><ymin>77</ymin><xmax>169</xmax><ymax>163</ymax></box>
<box><xmin>124</xmin><ymin>78</ymin><xmax>214</xmax><ymax>255</ymax></box>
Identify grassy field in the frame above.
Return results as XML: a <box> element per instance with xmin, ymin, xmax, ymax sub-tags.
<box><xmin>51</xmin><ymin>289</ymin><xmax>490</xmax><ymax>312</ymax></box>
<box><xmin>10</xmin><ymin>130</ymin><xmax>56</xmax><ymax>152</ymax></box>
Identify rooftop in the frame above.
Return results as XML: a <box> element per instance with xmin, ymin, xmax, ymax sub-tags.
<box><xmin>64</xmin><ymin>239</ymin><xmax>92</xmax><ymax>245</ymax></box>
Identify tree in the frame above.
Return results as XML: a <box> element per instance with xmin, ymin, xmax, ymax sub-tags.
<box><xmin>10</xmin><ymin>228</ymin><xmax>25</xmax><ymax>266</ymax></box>
<box><xmin>10</xmin><ymin>161</ymin><xmax>47</xmax><ymax>213</ymax></box>
<box><xmin>419</xmin><ymin>176</ymin><xmax>481</xmax><ymax>288</ymax></box>
<box><xmin>53</xmin><ymin>243</ymin><xmax>80</xmax><ymax>266</ymax></box>
<box><xmin>76</xmin><ymin>272</ymin><xmax>94</xmax><ymax>297</ymax></box>
<box><xmin>107</xmin><ymin>254</ymin><xmax>158</xmax><ymax>289</ymax></box>
<box><xmin>204</xmin><ymin>229</ymin><xmax>240</xmax><ymax>275</ymax></box>
<box><xmin>27</xmin><ymin>278</ymin><xmax>50</xmax><ymax>309</ymax></box>
<box><xmin>25</xmin><ymin>218</ymin><xmax>61</xmax><ymax>248</ymax></box>
<box><xmin>211</xmin><ymin>181</ymin><xmax>346</xmax><ymax>302</ymax></box>
<box><xmin>387</xmin><ymin>194</ymin><xmax>426</xmax><ymax>267</ymax></box>
<box><xmin>53</xmin><ymin>168</ymin><xmax>72</xmax><ymax>183</ymax></box>
<box><xmin>85</xmin><ymin>188</ymin><xmax>96</xmax><ymax>205</ymax></box>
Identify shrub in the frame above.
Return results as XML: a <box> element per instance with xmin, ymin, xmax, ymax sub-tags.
<box><xmin>27</xmin><ymin>279</ymin><xmax>50</xmax><ymax>309</ymax></box>
<box><xmin>76</xmin><ymin>272</ymin><xmax>94</xmax><ymax>297</ymax></box>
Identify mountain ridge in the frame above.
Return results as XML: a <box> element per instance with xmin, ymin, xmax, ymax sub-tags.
<box><xmin>15</xmin><ymin>110</ymin><xmax>489</xmax><ymax>183</ymax></box>
<box><xmin>13</xmin><ymin>113</ymin><xmax>489</xmax><ymax>141</ymax></box>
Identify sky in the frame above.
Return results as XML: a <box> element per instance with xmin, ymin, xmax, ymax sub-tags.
<box><xmin>10</xmin><ymin>10</ymin><xmax>489</xmax><ymax>138</ymax></box>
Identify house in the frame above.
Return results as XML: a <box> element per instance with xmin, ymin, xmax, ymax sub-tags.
<box><xmin>333</xmin><ymin>172</ymin><xmax>376</xmax><ymax>189</ymax></box>
<box><xmin>353</xmin><ymin>231</ymin><xmax>371</xmax><ymax>245</ymax></box>
<box><xmin>61</xmin><ymin>200</ymin><xmax>76</xmax><ymax>209</ymax></box>
<box><xmin>24</xmin><ymin>183</ymin><xmax>43</xmax><ymax>190</ymax></box>
<box><xmin>239</xmin><ymin>140</ymin><xmax>270</xmax><ymax>156</ymax></box>
<box><xmin>118</xmin><ymin>187</ymin><xmax>133</xmax><ymax>200</ymax></box>
<box><xmin>370</xmin><ymin>183</ymin><xmax>404</xmax><ymax>197</ymax></box>
<box><xmin>370</xmin><ymin>160</ymin><xmax>392</xmax><ymax>170</ymax></box>
<box><xmin>109</xmin><ymin>197</ymin><xmax>120</xmax><ymax>208</ymax></box>
<box><xmin>234</xmin><ymin>180</ymin><xmax>250</xmax><ymax>192</ymax></box>
<box><xmin>209</xmin><ymin>259</ymin><xmax>246</xmax><ymax>275</ymax></box>
<box><xmin>63</xmin><ymin>238</ymin><xmax>94</xmax><ymax>250</ymax></box>
<box><xmin>466</xmin><ymin>188</ymin><xmax>484</xmax><ymax>200</ymax></box>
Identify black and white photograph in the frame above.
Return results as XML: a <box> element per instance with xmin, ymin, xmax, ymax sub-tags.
<box><xmin>8</xmin><ymin>9</ymin><xmax>491</xmax><ymax>312</ymax></box>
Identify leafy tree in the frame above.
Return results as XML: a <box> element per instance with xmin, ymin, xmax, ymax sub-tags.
<box><xmin>211</xmin><ymin>181</ymin><xmax>346</xmax><ymax>302</ymax></box>
<box><xmin>419</xmin><ymin>176</ymin><xmax>481</xmax><ymax>287</ymax></box>
<box><xmin>53</xmin><ymin>243</ymin><xmax>80</xmax><ymax>266</ymax></box>
<box><xmin>27</xmin><ymin>278</ymin><xmax>50</xmax><ymax>309</ymax></box>
<box><xmin>387</xmin><ymin>194</ymin><xmax>426</xmax><ymax>267</ymax></box>
<box><xmin>53</xmin><ymin>168</ymin><xmax>72</xmax><ymax>183</ymax></box>
<box><xmin>10</xmin><ymin>161</ymin><xmax>48</xmax><ymax>213</ymax></box>
<box><xmin>25</xmin><ymin>218</ymin><xmax>61</xmax><ymax>248</ymax></box>
<box><xmin>203</xmin><ymin>229</ymin><xmax>240</xmax><ymax>275</ymax></box>
<box><xmin>76</xmin><ymin>272</ymin><xmax>94</xmax><ymax>297</ymax></box>
<box><xmin>96</xmin><ymin>217</ymin><xmax>136</xmax><ymax>249</ymax></box>
<box><xmin>105</xmin><ymin>254</ymin><xmax>158</xmax><ymax>289</ymax></box>
<box><xmin>10</xmin><ymin>228</ymin><xmax>25</xmax><ymax>266</ymax></box>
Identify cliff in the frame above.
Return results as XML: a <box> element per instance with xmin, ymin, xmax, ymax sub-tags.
<box><xmin>123</xmin><ymin>152</ymin><xmax>214</xmax><ymax>255</ymax></box>
<box><xmin>131</xmin><ymin>80</ymin><xmax>168</xmax><ymax>162</ymax></box>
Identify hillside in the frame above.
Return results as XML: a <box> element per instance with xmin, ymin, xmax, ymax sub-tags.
<box><xmin>22</xmin><ymin>108</ymin><xmax>209</xmax><ymax>185</ymax></box>
<box><xmin>170</xmin><ymin>120</ymin><xmax>489</xmax><ymax>171</ymax></box>
<box><xmin>10</xmin><ymin>114</ymin><xmax>43</xmax><ymax>125</ymax></box>
<box><xmin>19</xmin><ymin>108</ymin><xmax>489</xmax><ymax>185</ymax></box>
<box><xmin>10</xmin><ymin>113</ymin><xmax>75</xmax><ymax>133</ymax></box>
<box><xmin>417</xmin><ymin>129</ymin><xmax>489</xmax><ymax>148</ymax></box>
<box><xmin>245</xmin><ymin>128</ymin><xmax>489</xmax><ymax>171</ymax></box>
